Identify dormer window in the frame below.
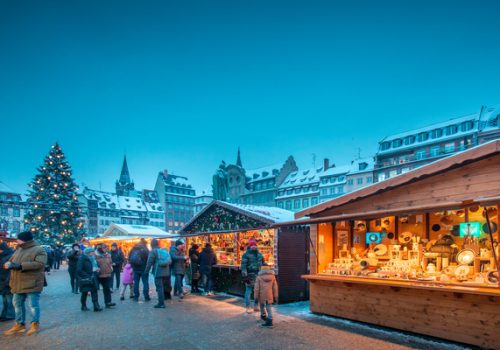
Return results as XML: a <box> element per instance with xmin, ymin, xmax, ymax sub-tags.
<box><xmin>392</xmin><ymin>139</ymin><xmax>402</xmax><ymax>148</ymax></box>
<box><xmin>417</xmin><ymin>132</ymin><xmax>429</xmax><ymax>142</ymax></box>
<box><xmin>445</xmin><ymin>125</ymin><xmax>458</xmax><ymax>136</ymax></box>
<box><xmin>431</xmin><ymin>129</ymin><xmax>443</xmax><ymax>139</ymax></box>
<box><xmin>460</xmin><ymin>121</ymin><xmax>474</xmax><ymax>132</ymax></box>
<box><xmin>381</xmin><ymin>142</ymin><xmax>390</xmax><ymax>151</ymax></box>
<box><xmin>403</xmin><ymin>135</ymin><xmax>415</xmax><ymax>145</ymax></box>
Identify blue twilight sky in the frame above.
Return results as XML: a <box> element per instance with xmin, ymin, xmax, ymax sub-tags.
<box><xmin>1</xmin><ymin>0</ymin><xmax>499</xmax><ymax>195</ymax></box>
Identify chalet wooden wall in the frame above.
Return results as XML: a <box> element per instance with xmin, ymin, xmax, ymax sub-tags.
<box><xmin>310</xmin><ymin>280</ymin><xmax>500</xmax><ymax>348</ymax></box>
<box><xmin>316</xmin><ymin>155</ymin><xmax>500</xmax><ymax>217</ymax></box>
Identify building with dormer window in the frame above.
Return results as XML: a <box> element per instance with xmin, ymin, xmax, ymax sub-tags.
<box><xmin>0</xmin><ymin>182</ymin><xmax>26</xmax><ymax>237</ymax></box>
<box><xmin>374</xmin><ymin>104</ymin><xmax>500</xmax><ymax>182</ymax></box>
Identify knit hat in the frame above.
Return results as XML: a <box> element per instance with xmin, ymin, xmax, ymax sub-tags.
<box><xmin>175</xmin><ymin>239</ymin><xmax>185</xmax><ymax>246</ymax></box>
<box><xmin>248</xmin><ymin>238</ymin><xmax>257</xmax><ymax>248</ymax></box>
<box><xmin>17</xmin><ymin>231</ymin><xmax>34</xmax><ymax>242</ymax></box>
<box><xmin>0</xmin><ymin>241</ymin><xmax>8</xmax><ymax>251</ymax></box>
<box><xmin>111</xmin><ymin>242</ymin><xmax>117</xmax><ymax>247</ymax></box>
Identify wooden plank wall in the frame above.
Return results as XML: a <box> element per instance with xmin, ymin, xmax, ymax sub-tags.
<box><xmin>318</xmin><ymin>155</ymin><xmax>500</xmax><ymax>217</ymax></box>
<box><xmin>310</xmin><ymin>280</ymin><xmax>500</xmax><ymax>349</ymax></box>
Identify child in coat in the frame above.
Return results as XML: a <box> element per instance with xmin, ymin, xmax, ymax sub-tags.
<box><xmin>254</xmin><ymin>265</ymin><xmax>278</xmax><ymax>327</ymax></box>
<box><xmin>120</xmin><ymin>263</ymin><xmax>134</xmax><ymax>300</ymax></box>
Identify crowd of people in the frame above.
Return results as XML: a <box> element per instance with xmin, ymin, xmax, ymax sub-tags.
<box><xmin>0</xmin><ymin>232</ymin><xmax>279</xmax><ymax>336</ymax></box>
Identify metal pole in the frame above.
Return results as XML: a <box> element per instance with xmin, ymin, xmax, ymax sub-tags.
<box><xmin>484</xmin><ymin>208</ymin><xmax>500</xmax><ymax>288</ymax></box>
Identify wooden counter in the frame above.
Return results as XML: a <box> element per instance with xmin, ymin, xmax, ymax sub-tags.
<box><xmin>304</xmin><ymin>274</ymin><xmax>500</xmax><ymax>348</ymax></box>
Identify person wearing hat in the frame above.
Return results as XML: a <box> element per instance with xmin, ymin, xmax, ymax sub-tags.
<box><xmin>170</xmin><ymin>239</ymin><xmax>188</xmax><ymax>300</ymax></box>
<box><xmin>110</xmin><ymin>242</ymin><xmax>125</xmax><ymax>291</ymax></box>
<box><xmin>254</xmin><ymin>264</ymin><xmax>278</xmax><ymax>328</ymax></box>
<box><xmin>77</xmin><ymin>247</ymin><xmax>102</xmax><ymax>312</ymax></box>
<box><xmin>66</xmin><ymin>243</ymin><xmax>81</xmax><ymax>294</ymax></box>
<box><xmin>0</xmin><ymin>241</ymin><xmax>15</xmax><ymax>322</ymax></box>
<box><xmin>241</xmin><ymin>237</ymin><xmax>264</xmax><ymax>313</ymax></box>
<box><xmin>3</xmin><ymin>231</ymin><xmax>47</xmax><ymax>336</ymax></box>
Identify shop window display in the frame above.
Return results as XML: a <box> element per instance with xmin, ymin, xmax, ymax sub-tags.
<box><xmin>318</xmin><ymin>206</ymin><xmax>499</xmax><ymax>286</ymax></box>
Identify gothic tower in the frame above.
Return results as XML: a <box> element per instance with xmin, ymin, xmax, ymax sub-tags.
<box><xmin>116</xmin><ymin>156</ymin><xmax>135</xmax><ymax>196</ymax></box>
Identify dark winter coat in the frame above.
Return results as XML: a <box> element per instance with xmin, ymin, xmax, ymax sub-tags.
<box><xmin>0</xmin><ymin>247</ymin><xmax>14</xmax><ymax>294</ymax></box>
<box><xmin>67</xmin><ymin>249</ymin><xmax>81</xmax><ymax>272</ymax></box>
<box><xmin>189</xmin><ymin>248</ymin><xmax>200</xmax><ymax>277</ymax></box>
<box><xmin>46</xmin><ymin>250</ymin><xmax>54</xmax><ymax>265</ymax></box>
<box><xmin>241</xmin><ymin>249</ymin><xmax>264</xmax><ymax>275</ymax></box>
<box><xmin>145</xmin><ymin>248</ymin><xmax>172</xmax><ymax>278</ymax></box>
<box><xmin>129</xmin><ymin>244</ymin><xmax>150</xmax><ymax>272</ymax></box>
<box><xmin>198</xmin><ymin>247</ymin><xmax>217</xmax><ymax>275</ymax></box>
<box><xmin>111</xmin><ymin>249</ymin><xmax>125</xmax><ymax>268</ymax></box>
<box><xmin>170</xmin><ymin>246</ymin><xmax>186</xmax><ymax>275</ymax></box>
<box><xmin>77</xmin><ymin>254</ymin><xmax>98</xmax><ymax>292</ymax></box>
<box><xmin>9</xmin><ymin>240</ymin><xmax>47</xmax><ymax>294</ymax></box>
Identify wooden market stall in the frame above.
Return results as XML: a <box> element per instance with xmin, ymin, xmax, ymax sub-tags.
<box><xmin>179</xmin><ymin>200</ymin><xmax>309</xmax><ymax>303</ymax></box>
<box><xmin>293</xmin><ymin>140</ymin><xmax>500</xmax><ymax>348</ymax></box>
<box><xmin>89</xmin><ymin>223</ymin><xmax>175</xmax><ymax>256</ymax></box>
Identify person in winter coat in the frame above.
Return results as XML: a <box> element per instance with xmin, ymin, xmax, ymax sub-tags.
<box><xmin>188</xmin><ymin>244</ymin><xmax>201</xmax><ymax>293</ymax></box>
<box><xmin>119</xmin><ymin>263</ymin><xmax>134</xmax><ymax>301</ymax></box>
<box><xmin>145</xmin><ymin>239</ymin><xmax>172</xmax><ymax>308</ymax></box>
<box><xmin>128</xmin><ymin>239</ymin><xmax>150</xmax><ymax>302</ymax></box>
<box><xmin>0</xmin><ymin>242</ymin><xmax>15</xmax><ymax>321</ymax></box>
<box><xmin>53</xmin><ymin>247</ymin><xmax>62</xmax><ymax>270</ymax></box>
<box><xmin>110</xmin><ymin>243</ymin><xmax>125</xmax><ymax>291</ymax></box>
<box><xmin>3</xmin><ymin>231</ymin><xmax>47</xmax><ymax>336</ymax></box>
<box><xmin>198</xmin><ymin>243</ymin><xmax>217</xmax><ymax>295</ymax></box>
<box><xmin>66</xmin><ymin>243</ymin><xmax>81</xmax><ymax>294</ymax></box>
<box><xmin>77</xmin><ymin>247</ymin><xmax>102</xmax><ymax>312</ymax></box>
<box><xmin>170</xmin><ymin>239</ymin><xmax>188</xmax><ymax>300</ymax></box>
<box><xmin>240</xmin><ymin>238</ymin><xmax>264</xmax><ymax>313</ymax></box>
<box><xmin>95</xmin><ymin>245</ymin><xmax>115</xmax><ymax>308</ymax></box>
<box><xmin>45</xmin><ymin>247</ymin><xmax>54</xmax><ymax>274</ymax></box>
<box><xmin>254</xmin><ymin>265</ymin><xmax>278</xmax><ymax>327</ymax></box>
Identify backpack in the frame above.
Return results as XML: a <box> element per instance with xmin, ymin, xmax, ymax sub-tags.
<box><xmin>157</xmin><ymin>249</ymin><xmax>170</xmax><ymax>267</ymax></box>
<box><xmin>129</xmin><ymin>249</ymin><xmax>144</xmax><ymax>266</ymax></box>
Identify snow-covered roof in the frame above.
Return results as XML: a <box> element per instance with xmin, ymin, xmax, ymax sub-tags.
<box><xmin>381</xmin><ymin>113</ymin><xmax>477</xmax><ymax>142</ymax></box>
<box><xmin>230</xmin><ymin>204</ymin><xmax>295</xmax><ymax>223</ymax></box>
<box><xmin>161</xmin><ymin>173</ymin><xmax>193</xmax><ymax>188</ymax></box>
<box><xmin>279</xmin><ymin>167</ymin><xmax>324</xmax><ymax>189</ymax></box>
<box><xmin>246</xmin><ymin>163</ymin><xmax>282</xmax><ymax>183</ymax></box>
<box><xmin>82</xmin><ymin>188</ymin><xmax>158</xmax><ymax>212</ymax></box>
<box><xmin>117</xmin><ymin>196</ymin><xmax>146</xmax><ymax>211</ymax></box>
<box><xmin>479</xmin><ymin>105</ymin><xmax>500</xmax><ymax>132</ymax></box>
<box><xmin>102</xmin><ymin>224</ymin><xmax>174</xmax><ymax>238</ymax></box>
<box><xmin>347</xmin><ymin>158</ymin><xmax>375</xmax><ymax>175</ymax></box>
<box><xmin>144</xmin><ymin>202</ymin><xmax>163</xmax><ymax>212</ymax></box>
<box><xmin>320</xmin><ymin>164</ymin><xmax>351</xmax><ymax>177</ymax></box>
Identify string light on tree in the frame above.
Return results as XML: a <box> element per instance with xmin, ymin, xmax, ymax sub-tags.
<box><xmin>24</xmin><ymin>142</ymin><xmax>84</xmax><ymax>245</ymax></box>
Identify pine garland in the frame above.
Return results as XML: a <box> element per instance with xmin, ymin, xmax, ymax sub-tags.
<box><xmin>184</xmin><ymin>205</ymin><xmax>266</xmax><ymax>233</ymax></box>
<box><xmin>24</xmin><ymin>143</ymin><xmax>84</xmax><ymax>244</ymax></box>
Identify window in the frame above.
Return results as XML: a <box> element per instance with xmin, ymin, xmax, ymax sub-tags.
<box><xmin>329</xmin><ymin>188</ymin><xmax>335</xmax><ymax>194</ymax></box>
<box><xmin>285</xmin><ymin>201</ymin><xmax>292</xmax><ymax>210</ymax></box>
<box><xmin>461</xmin><ymin>121</ymin><xmax>473</xmax><ymax>132</ymax></box>
<box><xmin>402</xmin><ymin>167</ymin><xmax>410</xmax><ymax>174</ymax></box>
<box><xmin>431</xmin><ymin>129</ymin><xmax>443</xmax><ymax>139</ymax></box>
<box><xmin>336</xmin><ymin>186</ymin><xmax>344</xmax><ymax>194</ymax></box>
<box><xmin>321</xmin><ymin>188</ymin><xmax>327</xmax><ymax>195</ymax></box>
<box><xmin>416</xmin><ymin>149</ymin><xmax>426</xmax><ymax>160</ymax></box>
<box><xmin>417</xmin><ymin>132</ymin><xmax>429</xmax><ymax>142</ymax></box>
<box><xmin>294</xmin><ymin>200</ymin><xmax>300</xmax><ymax>209</ymax></box>
<box><xmin>357</xmin><ymin>178</ymin><xmax>363</xmax><ymax>185</ymax></box>
<box><xmin>378</xmin><ymin>173</ymin><xmax>386</xmax><ymax>181</ymax></box>
<box><xmin>255</xmin><ymin>183</ymin><xmax>261</xmax><ymax>191</ymax></box>
<box><xmin>294</xmin><ymin>188</ymin><xmax>301</xmax><ymax>194</ymax></box>
<box><xmin>277</xmin><ymin>201</ymin><xmax>284</xmax><ymax>208</ymax></box>
<box><xmin>0</xmin><ymin>207</ymin><xmax>8</xmax><ymax>216</ymax></box>
<box><xmin>321</xmin><ymin>178</ymin><xmax>328</xmax><ymax>184</ymax></box>
<box><xmin>389</xmin><ymin>170</ymin><xmax>397</xmax><ymax>178</ymax></box>
<box><xmin>404</xmin><ymin>135</ymin><xmax>415</xmax><ymax>145</ymax></box>
<box><xmin>347</xmin><ymin>179</ymin><xmax>354</xmax><ymax>185</ymax></box>
<box><xmin>381</xmin><ymin>142</ymin><xmax>390</xmax><ymax>151</ymax></box>
<box><xmin>392</xmin><ymin>139</ymin><xmax>402</xmax><ymax>148</ymax></box>
<box><xmin>286</xmin><ymin>189</ymin><xmax>293</xmax><ymax>195</ymax></box>
<box><xmin>12</xmin><ymin>208</ymin><xmax>20</xmax><ymax>217</ymax></box>
<box><xmin>445</xmin><ymin>125</ymin><xmax>458</xmax><ymax>136</ymax></box>
<box><xmin>338</xmin><ymin>176</ymin><xmax>345</xmax><ymax>182</ymax></box>
<box><xmin>311</xmin><ymin>197</ymin><xmax>318</xmax><ymax>205</ymax></box>
<box><xmin>302</xmin><ymin>198</ymin><xmax>309</xmax><ymax>207</ymax></box>
<box><xmin>430</xmin><ymin>146</ymin><xmax>441</xmax><ymax>157</ymax></box>
<box><xmin>312</xmin><ymin>185</ymin><xmax>319</xmax><ymax>192</ymax></box>
<box><xmin>278</xmin><ymin>190</ymin><xmax>284</xmax><ymax>196</ymax></box>
<box><xmin>366</xmin><ymin>176</ymin><xmax>372</xmax><ymax>184</ymax></box>
<box><xmin>444</xmin><ymin>142</ymin><xmax>455</xmax><ymax>153</ymax></box>
<box><xmin>329</xmin><ymin>177</ymin><xmax>335</xmax><ymax>183</ymax></box>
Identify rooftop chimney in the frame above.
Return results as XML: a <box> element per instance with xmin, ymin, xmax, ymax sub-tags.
<box><xmin>323</xmin><ymin>158</ymin><xmax>330</xmax><ymax>171</ymax></box>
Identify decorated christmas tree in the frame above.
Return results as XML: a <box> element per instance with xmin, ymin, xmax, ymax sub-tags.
<box><xmin>24</xmin><ymin>143</ymin><xmax>84</xmax><ymax>244</ymax></box>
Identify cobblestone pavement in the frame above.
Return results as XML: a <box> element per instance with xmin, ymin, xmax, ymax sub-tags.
<box><xmin>0</xmin><ymin>266</ymin><xmax>473</xmax><ymax>350</ymax></box>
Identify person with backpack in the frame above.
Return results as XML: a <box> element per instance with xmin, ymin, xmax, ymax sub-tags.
<box><xmin>241</xmin><ymin>238</ymin><xmax>264</xmax><ymax>313</ymax></box>
<box><xmin>198</xmin><ymin>243</ymin><xmax>217</xmax><ymax>296</ymax></box>
<box><xmin>128</xmin><ymin>239</ymin><xmax>150</xmax><ymax>302</ymax></box>
<box><xmin>145</xmin><ymin>239</ymin><xmax>172</xmax><ymax>308</ymax></box>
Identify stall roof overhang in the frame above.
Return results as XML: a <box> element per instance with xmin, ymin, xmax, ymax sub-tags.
<box><xmin>180</xmin><ymin>200</ymin><xmax>295</xmax><ymax>234</ymax></box>
<box><xmin>295</xmin><ymin>140</ymin><xmax>500</xmax><ymax>220</ymax></box>
<box><xmin>101</xmin><ymin>224</ymin><xmax>175</xmax><ymax>238</ymax></box>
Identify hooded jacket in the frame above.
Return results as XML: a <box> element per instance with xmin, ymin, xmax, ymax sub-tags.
<box><xmin>254</xmin><ymin>268</ymin><xmax>278</xmax><ymax>304</ymax></box>
<box><xmin>9</xmin><ymin>240</ymin><xmax>47</xmax><ymax>294</ymax></box>
<box><xmin>198</xmin><ymin>247</ymin><xmax>217</xmax><ymax>274</ymax></box>
<box><xmin>170</xmin><ymin>245</ymin><xmax>186</xmax><ymax>275</ymax></box>
<box><xmin>95</xmin><ymin>251</ymin><xmax>113</xmax><ymax>278</ymax></box>
<box><xmin>122</xmin><ymin>263</ymin><xmax>134</xmax><ymax>284</ymax></box>
<box><xmin>145</xmin><ymin>248</ymin><xmax>172</xmax><ymax>278</ymax></box>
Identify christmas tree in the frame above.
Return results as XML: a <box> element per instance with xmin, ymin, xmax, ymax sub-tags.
<box><xmin>24</xmin><ymin>143</ymin><xmax>84</xmax><ymax>244</ymax></box>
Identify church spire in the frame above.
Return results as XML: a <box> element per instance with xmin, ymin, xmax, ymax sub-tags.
<box><xmin>119</xmin><ymin>155</ymin><xmax>130</xmax><ymax>183</ymax></box>
<box><xmin>236</xmin><ymin>147</ymin><xmax>242</xmax><ymax>167</ymax></box>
